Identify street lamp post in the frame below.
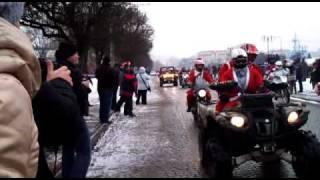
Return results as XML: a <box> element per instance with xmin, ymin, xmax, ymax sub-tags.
<box><xmin>262</xmin><ymin>35</ymin><xmax>274</xmax><ymax>55</ymax></box>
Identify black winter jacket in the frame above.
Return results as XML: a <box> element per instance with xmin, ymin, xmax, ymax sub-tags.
<box><xmin>95</xmin><ymin>64</ymin><xmax>119</xmax><ymax>93</ymax></box>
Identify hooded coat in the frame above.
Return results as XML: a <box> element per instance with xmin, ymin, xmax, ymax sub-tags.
<box><xmin>0</xmin><ymin>17</ymin><xmax>40</xmax><ymax>177</ymax></box>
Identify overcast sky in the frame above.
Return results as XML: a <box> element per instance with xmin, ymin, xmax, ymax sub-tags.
<box><xmin>137</xmin><ymin>2</ymin><xmax>320</xmax><ymax>61</ymax></box>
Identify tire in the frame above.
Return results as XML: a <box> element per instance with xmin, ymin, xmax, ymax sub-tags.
<box><xmin>291</xmin><ymin>131</ymin><xmax>320</xmax><ymax>178</ymax></box>
<box><xmin>202</xmin><ymin>138</ymin><xmax>233</xmax><ymax>178</ymax></box>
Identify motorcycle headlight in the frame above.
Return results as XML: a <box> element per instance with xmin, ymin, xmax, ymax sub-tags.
<box><xmin>198</xmin><ymin>90</ymin><xmax>206</xmax><ymax>98</ymax></box>
<box><xmin>288</xmin><ymin>111</ymin><xmax>299</xmax><ymax>124</ymax></box>
<box><xmin>230</xmin><ymin>116</ymin><xmax>245</xmax><ymax>128</ymax></box>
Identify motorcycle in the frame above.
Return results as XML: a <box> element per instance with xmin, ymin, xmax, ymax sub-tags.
<box><xmin>179</xmin><ymin>72</ymin><xmax>190</xmax><ymax>88</ymax></box>
<box><xmin>197</xmin><ymin>81</ymin><xmax>320</xmax><ymax>178</ymax></box>
<box><xmin>190</xmin><ymin>89</ymin><xmax>213</xmax><ymax>128</ymax></box>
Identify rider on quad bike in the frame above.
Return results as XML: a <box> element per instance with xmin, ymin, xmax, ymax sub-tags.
<box><xmin>216</xmin><ymin>48</ymin><xmax>264</xmax><ymax>113</ymax></box>
<box><xmin>218</xmin><ymin>43</ymin><xmax>262</xmax><ymax>80</ymax></box>
<box><xmin>186</xmin><ymin>58</ymin><xmax>215</xmax><ymax>112</ymax></box>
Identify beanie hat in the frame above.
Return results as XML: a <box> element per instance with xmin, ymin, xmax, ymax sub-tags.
<box><xmin>0</xmin><ymin>2</ymin><xmax>25</xmax><ymax>25</ymax></box>
<box><xmin>55</xmin><ymin>42</ymin><xmax>78</xmax><ymax>62</ymax></box>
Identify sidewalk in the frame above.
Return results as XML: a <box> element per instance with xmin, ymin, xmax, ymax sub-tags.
<box><xmin>291</xmin><ymin>90</ymin><xmax>320</xmax><ymax>103</ymax></box>
<box><xmin>290</xmin><ymin>78</ymin><xmax>320</xmax><ymax>103</ymax></box>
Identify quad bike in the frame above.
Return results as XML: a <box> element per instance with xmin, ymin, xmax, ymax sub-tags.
<box><xmin>197</xmin><ymin>81</ymin><xmax>320</xmax><ymax>178</ymax></box>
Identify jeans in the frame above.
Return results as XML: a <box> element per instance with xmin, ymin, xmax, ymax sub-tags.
<box><xmin>115</xmin><ymin>96</ymin><xmax>133</xmax><ymax>115</ymax></box>
<box><xmin>62</xmin><ymin>120</ymin><xmax>91</xmax><ymax>178</ymax></box>
<box><xmin>99</xmin><ymin>89</ymin><xmax>114</xmax><ymax>123</ymax></box>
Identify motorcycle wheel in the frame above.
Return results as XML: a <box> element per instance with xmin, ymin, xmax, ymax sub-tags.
<box><xmin>291</xmin><ymin>131</ymin><xmax>320</xmax><ymax>178</ymax></box>
<box><xmin>202</xmin><ymin>138</ymin><xmax>233</xmax><ymax>178</ymax></box>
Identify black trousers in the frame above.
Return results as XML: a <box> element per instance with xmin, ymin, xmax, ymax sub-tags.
<box><xmin>37</xmin><ymin>146</ymin><xmax>54</xmax><ymax>178</ymax></box>
<box><xmin>111</xmin><ymin>87</ymin><xmax>118</xmax><ymax>111</ymax></box>
<box><xmin>298</xmin><ymin>78</ymin><xmax>303</xmax><ymax>92</ymax></box>
<box><xmin>136</xmin><ymin>90</ymin><xmax>147</xmax><ymax>105</ymax></box>
<box><xmin>289</xmin><ymin>80</ymin><xmax>297</xmax><ymax>94</ymax></box>
<box><xmin>115</xmin><ymin>96</ymin><xmax>133</xmax><ymax>115</ymax></box>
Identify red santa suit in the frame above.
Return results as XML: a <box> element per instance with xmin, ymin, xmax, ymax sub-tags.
<box><xmin>187</xmin><ymin>69</ymin><xmax>215</xmax><ymax>106</ymax></box>
<box><xmin>218</xmin><ymin>61</ymin><xmax>234</xmax><ymax>81</ymax></box>
<box><xmin>216</xmin><ymin>65</ymin><xmax>264</xmax><ymax>112</ymax></box>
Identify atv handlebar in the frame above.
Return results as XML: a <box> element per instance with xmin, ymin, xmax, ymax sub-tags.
<box><xmin>209</xmin><ymin>81</ymin><xmax>238</xmax><ymax>91</ymax></box>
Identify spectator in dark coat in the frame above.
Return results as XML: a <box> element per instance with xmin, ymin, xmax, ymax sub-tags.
<box><xmin>33</xmin><ymin>59</ymin><xmax>79</xmax><ymax>178</ymax></box>
<box><xmin>296</xmin><ymin>58</ymin><xmax>308</xmax><ymax>92</ymax></box>
<box><xmin>112</xmin><ymin>63</ymin><xmax>121</xmax><ymax>111</ymax></box>
<box><xmin>54</xmin><ymin>42</ymin><xmax>91</xmax><ymax>178</ymax></box>
<box><xmin>96</xmin><ymin>57</ymin><xmax>119</xmax><ymax>124</ymax></box>
<box><xmin>311</xmin><ymin>59</ymin><xmax>320</xmax><ymax>89</ymax></box>
<box><xmin>55</xmin><ymin>43</ymin><xmax>88</xmax><ymax>116</ymax></box>
<box><xmin>114</xmin><ymin>63</ymin><xmax>137</xmax><ymax>117</ymax></box>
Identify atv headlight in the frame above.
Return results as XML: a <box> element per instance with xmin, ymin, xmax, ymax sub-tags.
<box><xmin>288</xmin><ymin>111</ymin><xmax>299</xmax><ymax>124</ymax></box>
<box><xmin>198</xmin><ymin>89</ymin><xmax>206</xmax><ymax>98</ymax></box>
<box><xmin>230</xmin><ymin>116</ymin><xmax>245</xmax><ymax>128</ymax></box>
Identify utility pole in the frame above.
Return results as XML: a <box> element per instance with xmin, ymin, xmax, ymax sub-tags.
<box><xmin>292</xmin><ymin>33</ymin><xmax>298</xmax><ymax>53</ymax></box>
<box><xmin>262</xmin><ymin>35</ymin><xmax>274</xmax><ymax>54</ymax></box>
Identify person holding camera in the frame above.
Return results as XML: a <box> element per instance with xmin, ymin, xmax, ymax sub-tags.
<box><xmin>136</xmin><ymin>66</ymin><xmax>151</xmax><ymax>105</ymax></box>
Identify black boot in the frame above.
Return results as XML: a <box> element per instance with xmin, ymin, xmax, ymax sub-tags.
<box><xmin>187</xmin><ymin>106</ymin><xmax>191</xmax><ymax>112</ymax></box>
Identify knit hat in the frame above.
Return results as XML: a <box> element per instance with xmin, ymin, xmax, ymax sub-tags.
<box><xmin>0</xmin><ymin>2</ymin><xmax>25</xmax><ymax>24</ymax></box>
<box><xmin>55</xmin><ymin>42</ymin><xmax>78</xmax><ymax>62</ymax></box>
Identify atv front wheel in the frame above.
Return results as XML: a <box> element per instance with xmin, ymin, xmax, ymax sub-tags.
<box><xmin>291</xmin><ymin>131</ymin><xmax>320</xmax><ymax>178</ymax></box>
<box><xmin>202</xmin><ymin>138</ymin><xmax>233</xmax><ymax>178</ymax></box>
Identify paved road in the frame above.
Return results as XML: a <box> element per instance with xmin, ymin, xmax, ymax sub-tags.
<box><xmin>87</xmin><ymin>77</ymin><xmax>320</xmax><ymax>178</ymax></box>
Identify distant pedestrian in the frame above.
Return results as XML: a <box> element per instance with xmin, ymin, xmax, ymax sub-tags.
<box><xmin>136</xmin><ymin>66</ymin><xmax>151</xmax><ymax>105</ymax></box>
<box><xmin>296</xmin><ymin>58</ymin><xmax>308</xmax><ymax>93</ymax></box>
<box><xmin>111</xmin><ymin>63</ymin><xmax>121</xmax><ymax>111</ymax></box>
<box><xmin>115</xmin><ymin>62</ymin><xmax>137</xmax><ymax>117</ymax></box>
<box><xmin>96</xmin><ymin>57</ymin><xmax>119</xmax><ymax>124</ymax></box>
<box><xmin>311</xmin><ymin>59</ymin><xmax>320</xmax><ymax>89</ymax></box>
<box><xmin>287</xmin><ymin>63</ymin><xmax>297</xmax><ymax>94</ymax></box>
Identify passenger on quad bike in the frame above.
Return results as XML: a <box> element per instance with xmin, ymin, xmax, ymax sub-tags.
<box><xmin>186</xmin><ymin>58</ymin><xmax>215</xmax><ymax>112</ymax></box>
<box><xmin>216</xmin><ymin>48</ymin><xmax>264</xmax><ymax>113</ymax></box>
<box><xmin>240</xmin><ymin>43</ymin><xmax>264</xmax><ymax>76</ymax></box>
<box><xmin>266</xmin><ymin>60</ymin><xmax>289</xmax><ymax>83</ymax></box>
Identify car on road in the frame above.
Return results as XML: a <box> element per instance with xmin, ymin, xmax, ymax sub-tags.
<box><xmin>159</xmin><ymin>66</ymin><xmax>179</xmax><ymax>87</ymax></box>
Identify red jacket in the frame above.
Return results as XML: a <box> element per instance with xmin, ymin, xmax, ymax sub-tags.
<box><xmin>188</xmin><ymin>69</ymin><xmax>214</xmax><ymax>85</ymax></box>
<box><xmin>120</xmin><ymin>73</ymin><xmax>137</xmax><ymax>97</ymax></box>
<box><xmin>216</xmin><ymin>66</ymin><xmax>264</xmax><ymax>112</ymax></box>
<box><xmin>218</xmin><ymin>61</ymin><xmax>234</xmax><ymax>81</ymax></box>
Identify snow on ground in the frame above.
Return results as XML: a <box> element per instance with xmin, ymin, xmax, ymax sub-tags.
<box><xmin>301</xmin><ymin>78</ymin><xmax>313</xmax><ymax>92</ymax></box>
<box><xmin>86</xmin><ymin>84</ymin><xmax>162</xmax><ymax>178</ymax></box>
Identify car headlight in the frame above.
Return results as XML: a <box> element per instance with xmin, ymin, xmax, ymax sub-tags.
<box><xmin>288</xmin><ymin>111</ymin><xmax>299</xmax><ymax>124</ymax></box>
<box><xmin>198</xmin><ymin>90</ymin><xmax>207</xmax><ymax>98</ymax></box>
<box><xmin>230</xmin><ymin>116</ymin><xmax>245</xmax><ymax>128</ymax></box>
